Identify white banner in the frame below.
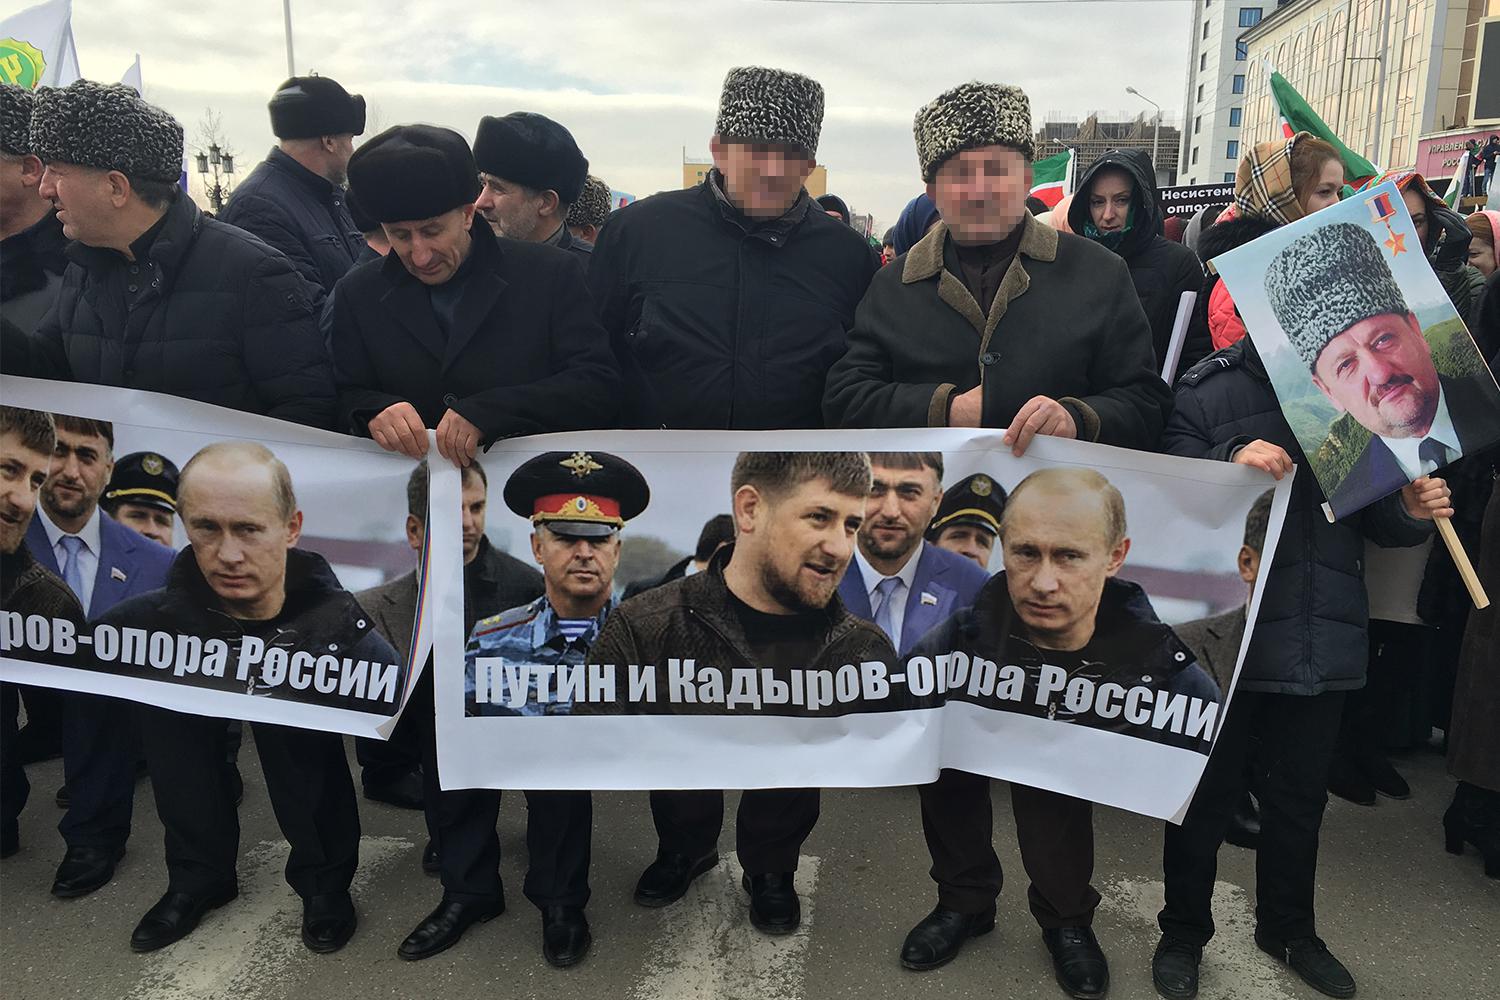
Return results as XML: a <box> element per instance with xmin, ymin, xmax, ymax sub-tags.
<box><xmin>434</xmin><ymin>429</ymin><xmax>1292</xmax><ymax>823</ymax></box>
<box><xmin>0</xmin><ymin>377</ymin><xmax>439</xmax><ymax>740</ymax></box>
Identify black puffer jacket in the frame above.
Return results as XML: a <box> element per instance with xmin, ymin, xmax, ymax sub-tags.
<box><xmin>1176</xmin><ymin>214</ymin><xmax>1278</xmax><ymax>374</ymax></box>
<box><xmin>219</xmin><ymin>147</ymin><xmax>365</xmax><ymax>293</ymax></box>
<box><xmin>1165</xmin><ymin>338</ymin><xmax>1433</xmax><ymax>695</ymax></box>
<box><xmin>1068</xmin><ymin>149</ymin><xmax>1202</xmax><ymax>367</ymax></box>
<box><xmin>32</xmin><ymin>192</ymin><xmax>336</xmax><ymax>428</ymax></box>
<box><xmin>0</xmin><ymin>209</ymin><xmax>68</xmax><ymax>337</ymax></box>
<box><xmin>587</xmin><ymin>173</ymin><xmax>878</xmax><ymax>429</ymax></box>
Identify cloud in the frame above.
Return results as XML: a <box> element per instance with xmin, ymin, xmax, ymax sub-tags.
<box><xmin>67</xmin><ymin>0</ymin><xmax>1190</xmax><ymax>227</ymax></box>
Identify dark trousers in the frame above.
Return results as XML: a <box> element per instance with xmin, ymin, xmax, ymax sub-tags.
<box><xmin>14</xmin><ymin>685</ymin><xmax>63</xmax><ymax>761</ymax></box>
<box><xmin>1160</xmin><ymin>690</ymin><xmax>1345</xmax><ymax>945</ymax></box>
<box><xmin>919</xmin><ymin>769</ymin><xmax>1099</xmax><ymax>928</ymax></box>
<box><xmin>411</xmin><ymin>668</ymin><xmax>592</xmax><ymax>909</ymax></box>
<box><xmin>1</xmin><ymin>682</ymin><xmax>27</xmax><ymax>848</ymax></box>
<box><xmin>649</xmin><ymin>788</ymin><xmax>820</xmax><ymax>875</ymax></box>
<box><xmin>354</xmin><ymin>732</ymin><xmax>421</xmax><ymax>789</ymax></box>
<box><xmin>57</xmin><ymin>692</ymin><xmax>138</xmax><ymax>850</ymax></box>
<box><xmin>139</xmin><ymin>705</ymin><xmax>360</xmax><ymax>898</ymax></box>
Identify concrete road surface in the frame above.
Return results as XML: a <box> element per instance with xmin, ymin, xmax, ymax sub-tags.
<box><xmin>1</xmin><ymin>737</ymin><xmax>1495</xmax><ymax>1000</ymax></box>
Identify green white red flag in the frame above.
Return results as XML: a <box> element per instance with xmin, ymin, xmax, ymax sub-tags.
<box><xmin>1029</xmin><ymin>149</ymin><xmax>1073</xmax><ymax>208</ymax></box>
<box><xmin>1269</xmin><ymin>70</ymin><xmax>1377</xmax><ymax>187</ymax></box>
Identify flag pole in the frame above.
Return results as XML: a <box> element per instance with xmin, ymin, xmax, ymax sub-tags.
<box><xmin>282</xmin><ymin>0</ymin><xmax>295</xmax><ymax>76</ymax></box>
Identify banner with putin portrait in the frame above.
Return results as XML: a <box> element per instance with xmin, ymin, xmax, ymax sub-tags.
<box><xmin>1212</xmin><ymin>179</ymin><xmax>1500</xmax><ymax>520</ymax></box>
<box><xmin>433</xmin><ymin>429</ymin><xmax>1294</xmax><ymax>823</ymax></box>
<box><xmin>0</xmin><ymin>376</ymin><xmax>441</xmax><ymax>740</ymax></box>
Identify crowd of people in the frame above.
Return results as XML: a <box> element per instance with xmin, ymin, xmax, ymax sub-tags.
<box><xmin>0</xmin><ymin>64</ymin><xmax>1496</xmax><ymax>1000</ymax></box>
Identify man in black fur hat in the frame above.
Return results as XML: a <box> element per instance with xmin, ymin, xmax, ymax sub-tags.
<box><xmin>473</xmin><ymin>111</ymin><xmax>592</xmax><ymax>258</ymax></box>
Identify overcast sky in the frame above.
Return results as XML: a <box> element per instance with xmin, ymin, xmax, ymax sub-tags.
<box><xmin>70</xmin><ymin>0</ymin><xmax>1192</xmax><ymax>229</ymax></box>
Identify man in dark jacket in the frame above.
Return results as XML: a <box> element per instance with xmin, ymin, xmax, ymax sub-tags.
<box><xmin>101</xmin><ymin>441</ymin><xmax>383</xmax><ymax>956</ymax></box>
<box><xmin>219</xmin><ymin>75</ymin><xmax>367</xmax><ymax>294</ymax></box>
<box><xmin>473</xmin><ymin>112</ymin><xmax>593</xmax><ymax>259</ymax></box>
<box><xmin>587</xmin><ymin>66</ymin><xmax>878</xmax><ymax>429</ymax></box>
<box><xmin>1067</xmin><ymin>149</ymin><xmax>1202</xmax><ymax>368</ymax></box>
<box><xmin>27</xmin><ymin>81</ymin><xmax>335</xmax><ymax>429</ymax></box>
<box><xmin>1151</xmin><ymin>336</ymin><xmax>1449</xmax><ymax>1000</ymax></box>
<box><xmin>623</xmin><ymin>513</ymin><xmax>734</xmax><ymax>599</ymax></box>
<box><xmin>584</xmin><ymin>451</ymin><xmax>898</xmax><ymax>935</ymax></box>
<box><xmin>824</xmin><ymin>81</ymin><xmax>1172</xmax><ymax>998</ymax></box>
<box><xmin>330</xmin><ymin>124</ymin><xmax>618</xmax><ymax>460</ymax></box>
<box><xmin>0</xmin><ymin>408</ymin><xmax>81</xmax><ymax>860</ymax></box>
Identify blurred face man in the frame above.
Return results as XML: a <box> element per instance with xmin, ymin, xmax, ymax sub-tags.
<box><xmin>42</xmin><ymin>424</ymin><xmax>113</xmax><ymax>534</ymax></box>
<box><xmin>383</xmin><ymin>204</ymin><xmax>475</xmax><ymax>286</ymax></box>
<box><xmin>709</xmin><ymin>137</ymin><xmax>815</xmax><ymax>220</ymax></box>
<box><xmin>0</xmin><ymin>429</ymin><xmax>52</xmax><ymax>555</ymax></box>
<box><xmin>1311</xmin><ymin>311</ymin><xmax>1440</xmax><ymax>439</ymax></box>
<box><xmin>860</xmin><ymin>460</ymin><xmax>943</xmax><ymax>575</ymax></box>
<box><xmin>731</xmin><ymin>477</ymin><xmax>864</xmax><ymax>614</ymax></box>
<box><xmin>927</xmin><ymin>145</ymin><xmax>1031</xmax><ymax>245</ymax></box>
<box><xmin>1001</xmin><ymin>476</ymin><xmax>1129</xmax><ymax>652</ymax></box>
<box><xmin>531</xmin><ymin>527</ymin><xmax>620</xmax><ymax>618</ymax></box>
<box><xmin>111</xmin><ymin>502</ymin><xmax>174</xmax><ymax>548</ymax></box>
<box><xmin>179</xmin><ymin>455</ymin><xmax>302</xmax><ymax>621</ymax></box>
<box><xmin>1087</xmin><ymin>167</ymin><xmax>1133</xmax><ymax>233</ymax></box>
<box><xmin>474</xmin><ymin>174</ymin><xmax>560</xmax><ymax>242</ymax></box>
<box><xmin>934</xmin><ymin>523</ymin><xmax>995</xmax><ymax>571</ymax></box>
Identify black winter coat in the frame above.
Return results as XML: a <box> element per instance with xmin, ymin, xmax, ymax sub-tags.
<box><xmin>219</xmin><ymin>147</ymin><xmax>365</xmax><ymax>294</ymax></box>
<box><xmin>1</xmin><ymin>209</ymin><xmax>68</xmax><ymax>338</ymax></box>
<box><xmin>328</xmin><ymin>218</ymin><xmax>619</xmax><ymax>440</ymax></box>
<box><xmin>1068</xmin><ymin>149</ymin><xmax>1202</xmax><ymax>367</ymax></box>
<box><xmin>1165</xmin><ymin>339</ymin><xmax>1432</xmax><ymax>695</ymax></box>
<box><xmin>824</xmin><ymin>214</ymin><xmax>1173</xmax><ymax>447</ymax></box>
<box><xmin>32</xmin><ymin>193</ymin><xmax>336</xmax><ymax>428</ymax></box>
<box><xmin>587</xmin><ymin>175</ymin><xmax>878</xmax><ymax>429</ymax></box>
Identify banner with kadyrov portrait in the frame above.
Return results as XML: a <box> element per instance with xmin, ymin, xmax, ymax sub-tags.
<box><xmin>1212</xmin><ymin>179</ymin><xmax>1500</xmax><ymax>519</ymax></box>
<box><xmin>0</xmin><ymin>376</ymin><xmax>443</xmax><ymax>740</ymax></box>
<box><xmin>433</xmin><ymin>429</ymin><xmax>1292</xmax><ymax>823</ymax></box>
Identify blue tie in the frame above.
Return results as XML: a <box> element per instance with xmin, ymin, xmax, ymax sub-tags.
<box><xmin>873</xmin><ymin>576</ymin><xmax>903</xmax><ymax>649</ymax></box>
<box><xmin>59</xmin><ymin>535</ymin><xmax>87</xmax><ymax>612</ymax></box>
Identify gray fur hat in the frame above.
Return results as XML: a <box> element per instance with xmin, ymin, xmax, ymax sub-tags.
<box><xmin>30</xmin><ymin>80</ymin><xmax>183</xmax><ymax>182</ymax></box>
<box><xmin>1264</xmin><ymin>222</ymin><xmax>1411</xmax><ymax>370</ymax></box>
<box><xmin>1</xmin><ymin>84</ymin><xmax>34</xmax><ymax>156</ymax></box>
<box><xmin>914</xmin><ymin>81</ymin><xmax>1035</xmax><ymax>182</ymax></box>
<box><xmin>566</xmin><ymin>174</ymin><xmax>612</xmax><ymax>229</ymax></box>
<box><xmin>714</xmin><ymin>66</ymin><xmax>824</xmax><ymax>157</ymax></box>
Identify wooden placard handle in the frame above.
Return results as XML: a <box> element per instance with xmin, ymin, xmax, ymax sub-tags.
<box><xmin>1436</xmin><ymin>516</ymin><xmax>1490</xmax><ymax>610</ymax></box>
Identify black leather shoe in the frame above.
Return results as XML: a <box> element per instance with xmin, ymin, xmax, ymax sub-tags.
<box><xmin>633</xmin><ymin>851</ymin><xmax>718</xmax><ymax>907</ymax></box>
<box><xmin>302</xmin><ymin>891</ymin><xmax>357</xmax><ymax>953</ymax></box>
<box><xmin>1152</xmin><ymin>935</ymin><xmax>1202</xmax><ymax>999</ymax></box>
<box><xmin>1327</xmin><ymin>758</ymin><xmax>1375</xmax><ymax>806</ymax></box>
<box><xmin>1363</xmin><ymin>756</ymin><xmax>1410</xmax><ymax>800</ymax></box>
<box><xmin>741</xmin><ymin>872</ymin><xmax>800</xmax><ymax>935</ymax></box>
<box><xmin>1224</xmin><ymin>792</ymin><xmax>1261</xmax><ymax>850</ymax></box>
<box><xmin>363</xmin><ymin>769</ymin><xmax>424</xmax><ymax>810</ymax></box>
<box><xmin>51</xmin><ymin>845</ymin><xmax>125</xmax><ymax>898</ymax></box>
<box><xmin>54</xmin><ymin>783</ymin><xmax>69</xmax><ymax>808</ymax></box>
<box><xmin>130</xmin><ymin>886</ymin><xmax>238</xmax><ymax>952</ymax></box>
<box><xmin>900</xmin><ymin>904</ymin><xmax>995</xmax><ymax>970</ymax></box>
<box><xmin>1255</xmin><ymin>931</ymin><xmax>1355</xmax><ymax>998</ymax></box>
<box><xmin>398</xmin><ymin>896</ymin><xmax>505</xmax><ymax>961</ymax></box>
<box><xmin>1043</xmin><ymin>926</ymin><xmax>1110</xmax><ymax>999</ymax></box>
<box><xmin>541</xmin><ymin>905</ymin><xmax>591</xmax><ymax>967</ymax></box>
<box><xmin>421</xmin><ymin>840</ymin><xmax>440</xmax><ymax>875</ymax></box>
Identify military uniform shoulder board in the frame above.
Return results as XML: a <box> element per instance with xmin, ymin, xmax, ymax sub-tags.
<box><xmin>473</xmin><ymin>603</ymin><xmax>541</xmax><ymax>638</ymax></box>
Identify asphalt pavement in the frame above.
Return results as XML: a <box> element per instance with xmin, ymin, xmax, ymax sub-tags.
<box><xmin>1</xmin><ymin>738</ymin><xmax>1495</xmax><ymax>1000</ymax></box>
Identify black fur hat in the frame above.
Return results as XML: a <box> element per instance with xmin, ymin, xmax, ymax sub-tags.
<box><xmin>473</xmin><ymin>112</ymin><xmax>588</xmax><ymax>204</ymax></box>
<box><xmin>347</xmin><ymin>124</ymin><xmax>480</xmax><ymax>224</ymax></box>
<box><xmin>268</xmin><ymin>75</ymin><xmax>365</xmax><ymax>139</ymax></box>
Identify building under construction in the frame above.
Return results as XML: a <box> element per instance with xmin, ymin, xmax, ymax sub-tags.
<box><xmin>1034</xmin><ymin>114</ymin><xmax>1183</xmax><ymax>184</ymax></box>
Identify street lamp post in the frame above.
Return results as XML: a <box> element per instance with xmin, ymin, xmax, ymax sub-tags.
<box><xmin>1126</xmin><ymin>86</ymin><xmax>1162</xmax><ymax>183</ymax></box>
<box><xmin>194</xmin><ymin>143</ymin><xmax>236</xmax><ymax>214</ymax></box>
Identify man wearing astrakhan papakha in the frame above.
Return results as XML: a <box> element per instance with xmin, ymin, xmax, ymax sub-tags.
<box><xmin>98</xmin><ymin>442</ymin><xmax>398</xmax><ymax>955</ymax></box>
<box><xmin>420</xmin><ymin>451</ymin><xmax>648</xmax><ymax>969</ymax></box>
<box><xmin>1265</xmin><ymin>221</ymin><xmax>1500</xmax><ymax>514</ymax></box>
<box><xmin>823</xmin><ymin>81</ymin><xmax>1173</xmax><ymax>998</ymax></box>
<box><xmin>28</xmin><ymin>81</ymin><xmax>335</xmax><ymax>428</ymax></box>
<box><xmin>329</xmin><ymin>124</ymin><xmax>618</xmax><ymax>465</ymax></box>
<box><xmin>582</xmin><ymin>452</ymin><xmax>898</xmax><ymax>937</ymax></box>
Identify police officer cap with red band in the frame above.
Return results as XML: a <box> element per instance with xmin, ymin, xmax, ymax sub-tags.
<box><xmin>503</xmin><ymin>450</ymin><xmax>651</xmax><ymax>539</ymax></box>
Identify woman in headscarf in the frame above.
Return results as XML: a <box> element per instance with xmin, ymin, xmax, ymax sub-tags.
<box><xmin>1465</xmin><ymin>210</ymin><xmax>1500</xmax><ymax>278</ymax></box>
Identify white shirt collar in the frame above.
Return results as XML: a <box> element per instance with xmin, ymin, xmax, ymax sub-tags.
<box><xmin>40</xmin><ymin>503</ymin><xmax>103</xmax><ymax>557</ymax></box>
<box><xmin>1378</xmin><ymin>384</ymin><xmax>1462</xmax><ymax>480</ymax></box>
<box><xmin>853</xmin><ymin>539</ymin><xmax>925</xmax><ymax>596</ymax></box>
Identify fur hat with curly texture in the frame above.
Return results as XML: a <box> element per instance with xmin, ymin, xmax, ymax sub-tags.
<box><xmin>566</xmin><ymin>174</ymin><xmax>612</xmax><ymax>229</ymax></box>
<box><xmin>30</xmin><ymin>80</ymin><xmax>184</xmax><ymax>182</ymax></box>
<box><xmin>914</xmin><ymin>81</ymin><xmax>1035</xmax><ymax>182</ymax></box>
<box><xmin>0</xmin><ymin>84</ymin><xmax>34</xmax><ymax>156</ymax></box>
<box><xmin>714</xmin><ymin>66</ymin><xmax>824</xmax><ymax>158</ymax></box>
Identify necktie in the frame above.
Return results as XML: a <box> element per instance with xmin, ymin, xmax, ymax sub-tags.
<box><xmin>59</xmin><ymin>535</ymin><xmax>87</xmax><ymax>612</ymax></box>
<box><xmin>1417</xmin><ymin>437</ymin><xmax>1452</xmax><ymax>474</ymax></box>
<box><xmin>873</xmin><ymin>576</ymin><xmax>904</xmax><ymax>649</ymax></box>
